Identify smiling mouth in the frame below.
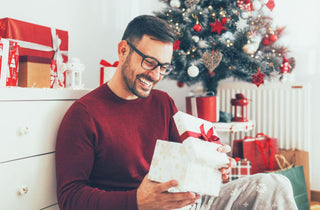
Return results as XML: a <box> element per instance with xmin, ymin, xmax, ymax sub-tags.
<box><xmin>138</xmin><ymin>77</ymin><xmax>153</xmax><ymax>89</ymax></box>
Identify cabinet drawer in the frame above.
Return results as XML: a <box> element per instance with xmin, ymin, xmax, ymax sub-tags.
<box><xmin>0</xmin><ymin>100</ymin><xmax>74</xmax><ymax>162</ymax></box>
<box><xmin>0</xmin><ymin>153</ymin><xmax>57</xmax><ymax>209</ymax></box>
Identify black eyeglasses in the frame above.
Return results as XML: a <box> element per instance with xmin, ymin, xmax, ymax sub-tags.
<box><xmin>126</xmin><ymin>41</ymin><xmax>174</xmax><ymax>76</ymax></box>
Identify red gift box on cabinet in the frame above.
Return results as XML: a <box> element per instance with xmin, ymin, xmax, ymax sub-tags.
<box><xmin>186</xmin><ymin>95</ymin><xmax>219</xmax><ymax>122</ymax></box>
<box><xmin>232</xmin><ymin>133</ymin><xmax>279</xmax><ymax>174</ymax></box>
<box><xmin>0</xmin><ymin>18</ymin><xmax>68</xmax><ymax>62</ymax></box>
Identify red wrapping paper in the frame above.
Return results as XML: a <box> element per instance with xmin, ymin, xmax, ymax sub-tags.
<box><xmin>186</xmin><ymin>95</ymin><xmax>219</xmax><ymax>122</ymax></box>
<box><xmin>0</xmin><ymin>18</ymin><xmax>68</xmax><ymax>62</ymax></box>
<box><xmin>232</xmin><ymin>133</ymin><xmax>279</xmax><ymax>174</ymax></box>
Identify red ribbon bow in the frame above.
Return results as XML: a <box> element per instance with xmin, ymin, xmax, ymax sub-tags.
<box><xmin>100</xmin><ymin>59</ymin><xmax>119</xmax><ymax>67</ymax></box>
<box><xmin>180</xmin><ymin>124</ymin><xmax>221</xmax><ymax>144</ymax></box>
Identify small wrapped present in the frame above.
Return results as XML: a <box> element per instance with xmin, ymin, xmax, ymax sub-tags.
<box><xmin>149</xmin><ymin>138</ymin><xmax>229</xmax><ymax>196</ymax></box>
<box><xmin>100</xmin><ymin>59</ymin><xmax>118</xmax><ymax>85</ymax></box>
<box><xmin>18</xmin><ymin>56</ymin><xmax>51</xmax><ymax>88</ymax></box>
<box><xmin>0</xmin><ymin>39</ymin><xmax>19</xmax><ymax>87</ymax></box>
<box><xmin>173</xmin><ymin>111</ymin><xmax>221</xmax><ymax>144</ymax></box>
<box><xmin>223</xmin><ymin>159</ymin><xmax>251</xmax><ymax>183</ymax></box>
<box><xmin>186</xmin><ymin>95</ymin><xmax>220</xmax><ymax>122</ymax></box>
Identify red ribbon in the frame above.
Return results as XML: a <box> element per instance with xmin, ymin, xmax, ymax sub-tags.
<box><xmin>180</xmin><ymin>124</ymin><xmax>221</xmax><ymax>144</ymax></box>
<box><xmin>100</xmin><ymin>59</ymin><xmax>119</xmax><ymax>67</ymax></box>
<box><xmin>253</xmin><ymin>133</ymin><xmax>275</xmax><ymax>170</ymax></box>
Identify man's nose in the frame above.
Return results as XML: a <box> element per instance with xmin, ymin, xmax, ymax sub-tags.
<box><xmin>148</xmin><ymin>66</ymin><xmax>162</xmax><ymax>81</ymax></box>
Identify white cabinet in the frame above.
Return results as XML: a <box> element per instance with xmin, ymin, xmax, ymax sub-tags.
<box><xmin>0</xmin><ymin>88</ymin><xmax>91</xmax><ymax>210</ymax></box>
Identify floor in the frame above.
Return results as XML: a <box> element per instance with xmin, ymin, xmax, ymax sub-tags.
<box><xmin>311</xmin><ymin>201</ymin><xmax>320</xmax><ymax>210</ymax></box>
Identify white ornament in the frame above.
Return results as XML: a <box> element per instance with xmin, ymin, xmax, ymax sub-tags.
<box><xmin>170</xmin><ymin>0</ymin><xmax>181</xmax><ymax>8</ymax></box>
<box><xmin>252</xmin><ymin>0</ymin><xmax>262</xmax><ymax>10</ymax></box>
<box><xmin>198</xmin><ymin>40</ymin><xmax>209</xmax><ymax>48</ymax></box>
<box><xmin>192</xmin><ymin>35</ymin><xmax>200</xmax><ymax>43</ymax></box>
<box><xmin>243</xmin><ymin>42</ymin><xmax>260</xmax><ymax>55</ymax></box>
<box><xmin>187</xmin><ymin>65</ymin><xmax>199</xmax><ymax>77</ymax></box>
<box><xmin>241</xmin><ymin>12</ymin><xmax>250</xmax><ymax>19</ymax></box>
<box><xmin>236</xmin><ymin>17</ymin><xmax>248</xmax><ymax>31</ymax></box>
<box><xmin>261</xmin><ymin>0</ymin><xmax>269</xmax><ymax>4</ymax></box>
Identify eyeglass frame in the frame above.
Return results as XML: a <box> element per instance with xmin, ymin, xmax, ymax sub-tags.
<box><xmin>126</xmin><ymin>41</ymin><xmax>174</xmax><ymax>76</ymax></box>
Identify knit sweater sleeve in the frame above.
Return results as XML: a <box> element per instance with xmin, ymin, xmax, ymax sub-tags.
<box><xmin>55</xmin><ymin>102</ymin><xmax>138</xmax><ymax>210</ymax></box>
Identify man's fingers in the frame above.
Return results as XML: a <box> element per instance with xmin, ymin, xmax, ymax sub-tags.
<box><xmin>217</xmin><ymin>144</ymin><xmax>231</xmax><ymax>153</ymax></box>
<box><xmin>156</xmin><ymin>179</ymin><xmax>178</xmax><ymax>193</ymax></box>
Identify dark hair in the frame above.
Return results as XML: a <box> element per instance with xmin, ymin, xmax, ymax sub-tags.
<box><xmin>121</xmin><ymin>15</ymin><xmax>175</xmax><ymax>44</ymax></box>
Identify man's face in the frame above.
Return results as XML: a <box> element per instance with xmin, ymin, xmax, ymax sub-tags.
<box><xmin>120</xmin><ymin>35</ymin><xmax>173</xmax><ymax>98</ymax></box>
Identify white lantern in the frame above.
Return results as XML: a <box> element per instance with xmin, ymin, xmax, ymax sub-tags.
<box><xmin>65</xmin><ymin>58</ymin><xmax>85</xmax><ymax>89</ymax></box>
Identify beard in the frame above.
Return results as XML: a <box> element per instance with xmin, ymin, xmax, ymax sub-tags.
<box><xmin>121</xmin><ymin>55</ymin><xmax>159</xmax><ymax>99</ymax></box>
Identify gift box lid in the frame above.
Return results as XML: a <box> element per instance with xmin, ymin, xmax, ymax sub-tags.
<box><xmin>0</xmin><ymin>17</ymin><xmax>68</xmax><ymax>61</ymax></box>
<box><xmin>19</xmin><ymin>56</ymin><xmax>52</xmax><ymax>64</ymax></box>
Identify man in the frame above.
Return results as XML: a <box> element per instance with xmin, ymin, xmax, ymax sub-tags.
<box><xmin>56</xmin><ymin>15</ymin><xmax>297</xmax><ymax>210</ymax></box>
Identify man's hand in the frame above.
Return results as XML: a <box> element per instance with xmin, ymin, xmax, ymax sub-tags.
<box><xmin>137</xmin><ymin>174</ymin><xmax>201</xmax><ymax>210</ymax></box>
<box><xmin>217</xmin><ymin>144</ymin><xmax>236</xmax><ymax>179</ymax></box>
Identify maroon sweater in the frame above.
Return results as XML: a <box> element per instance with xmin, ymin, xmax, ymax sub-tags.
<box><xmin>55</xmin><ymin>83</ymin><xmax>181</xmax><ymax>210</ymax></box>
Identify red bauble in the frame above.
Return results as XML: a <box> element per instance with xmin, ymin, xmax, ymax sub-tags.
<box><xmin>221</xmin><ymin>17</ymin><xmax>228</xmax><ymax>25</ymax></box>
<box><xmin>173</xmin><ymin>40</ymin><xmax>181</xmax><ymax>51</ymax></box>
<box><xmin>262</xmin><ymin>37</ymin><xmax>271</xmax><ymax>46</ymax></box>
<box><xmin>193</xmin><ymin>24</ymin><xmax>202</xmax><ymax>32</ymax></box>
<box><xmin>177</xmin><ymin>81</ymin><xmax>184</xmax><ymax>88</ymax></box>
<box><xmin>252</xmin><ymin>69</ymin><xmax>265</xmax><ymax>87</ymax></box>
<box><xmin>269</xmin><ymin>34</ymin><xmax>278</xmax><ymax>42</ymax></box>
<box><xmin>266</xmin><ymin>0</ymin><xmax>275</xmax><ymax>11</ymax></box>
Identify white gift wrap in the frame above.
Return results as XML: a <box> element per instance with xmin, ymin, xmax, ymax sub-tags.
<box><xmin>148</xmin><ymin>138</ymin><xmax>229</xmax><ymax>196</ymax></box>
<box><xmin>173</xmin><ymin>111</ymin><xmax>219</xmax><ymax>141</ymax></box>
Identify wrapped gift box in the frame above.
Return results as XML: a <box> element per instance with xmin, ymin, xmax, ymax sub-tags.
<box><xmin>0</xmin><ymin>39</ymin><xmax>19</xmax><ymax>87</ymax></box>
<box><xmin>18</xmin><ymin>56</ymin><xmax>51</xmax><ymax>88</ymax></box>
<box><xmin>0</xmin><ymin>18</ymin><xmax>68</xmax><ymax>62</ymax></box>
<box><xmin>100</xmin><ymin>59</ymin><xmax>118</xmax><ymax>85</ymax></box>
<box><xmin>186</xmin><ymin>95</ymin><xmax>219</xmax><ymax>122</ymax></box>
<box><xmin>173</xmin><ymin>111</ymin><xmax>221</xmax><ymax>144</ymax></box>
<box><xmin>223</xmin><ymin>159</ymin><xmax>251</xmax><ymax>184</ymax></box>
<box><xmin>149</xmin><ymin>138</ymin><xmax>229</xmax><ymax>196</ymax></box>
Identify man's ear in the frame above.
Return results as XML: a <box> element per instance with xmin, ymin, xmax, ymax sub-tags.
<box><xmin>118</xmin><ymin>40</ymin><xmax>130</xmax><ymax>61</ymax></box>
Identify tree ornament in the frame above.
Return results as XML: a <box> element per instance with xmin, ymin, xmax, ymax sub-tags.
<box><xmin>173</xmin><ymin>40</ymin><xmax>181</xmax><ymax>51</ymax></box>
<box><xmin>241</xmin><ymin>12</ymin><xmax>250</xmax><ymax>19</ymax></box>
<box><xmin>210</xmin><ymin>20</ymin><xmax>226</xmax><ymax>35</ymax></box>
<box><xmin>262</xmin><ymin>37</ymin><xmax>271</xmax><ymax>46</ymax></box>
<box><xmin>170</xmin><ymin>0</ymin><xmax>181</xmax><ymax>8</ymax></box>
<box><xmin>266</xmin><ymin>0</ymin><xmax>275</xmax><ymax>11</ymax></box>
<box><xmin>269</xmin><ymin>34</ymin><xmax>278</xmax><ymax>42</ymax></box>
<box><xmin>198</xmin><ymin>40</ymin><xmax>209</xmax><ymax>48</ymax></box>
<box><xmin>184</xmin><ymin>0</ymin><xmax>200</xmax><ymax>8</ymax></box>
<box><xmin>192</xmin><ymin>35</ymin><xmax>200</xmax><ymax>43</ymax></box>
<box><xmin>252</xmin><ymin>68</ymin><xmax>265</xmax><ymax>87</ymax></box>
<box><xmin>192</xmin><ymin>15</ymin><xmax>202</xmax><ymax>32</ymax></box>
<box><xmin>279</xmin><ymin>57</ymin><xmax>291</xmax><ymax>74</ymax></box>
<box><xmin>193</xmin><ymin>24</ymin><xmax>202</xmax><ymax>32</ymax></box>
<box><xmin>202</xmin><ymin>50</ymin><xmax>223</xmax><ymax>72</ymax></box>
<box><xmin>177</xmin><ymin>81</ymin><xmax>184</xmax><ymax>87</ymax></box>
<box><xmin>236</xmin><ymin>17</ymin><xmax>249</xmax><ymax>30</ymax></box>
<box><xmin>187</xmin><ymin>65</ymin><xmax>200</xmax><ymax>77</ymax></box>
<box><xmin>221</xmin><ymin>17</ymin><xmax>228</xmax><ymax>25</ymax></box>
<box><xmin>252</xmin><ymin>0</ymin><xmax>262</xmax><ymax>10</ymax></box>
<box><xmin>261</xmin><ymin>0</ymin><xmax>269</xmax><ymax>4</ymax></box>
<box><xmin>243</xmin><ymin>43</ymin><xmax>258</xmax><ymax>54</ymax></box>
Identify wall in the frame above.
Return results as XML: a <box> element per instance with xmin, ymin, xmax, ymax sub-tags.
<box><xmin>0</xmin><ymin>0</ymin><xmax>319</xmax><ymax>191</ymax></box>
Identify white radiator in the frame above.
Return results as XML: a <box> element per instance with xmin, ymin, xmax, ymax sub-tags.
<box><xmin>217</xmin><ymin>82</ymin><xmax>311</xmax><ymax>151</ymax></box>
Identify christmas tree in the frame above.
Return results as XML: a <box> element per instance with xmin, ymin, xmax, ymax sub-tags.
<box><xmin>155</xmin><ymin>0</ymin><xmax>295</xmax><ymax>94</ymax></box>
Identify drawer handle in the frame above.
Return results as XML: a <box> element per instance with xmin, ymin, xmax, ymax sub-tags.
<box><xmin>18</xmin><ymin>126</ymin><xmax>31</xmax><ymax>136</ymax></box>
<box><xmin>18</xmin><ymin>185</ymin><xmax>29</xmax><ymax>195</ymax></box>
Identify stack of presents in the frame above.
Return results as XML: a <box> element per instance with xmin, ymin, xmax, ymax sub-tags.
<box><xmin>149</xmin><ymin>111</ymin><xmax>310</xmax><ymax>209</ymax></box>
<box><xmin>0</xmin><ymin>17</ymin><xmax>83</xmax><ymax>89</ymax></box>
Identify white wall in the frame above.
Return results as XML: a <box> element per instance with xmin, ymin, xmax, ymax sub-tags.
<box><xmin>1</xmin><ymin>0</ymin><xmax>319</xmax><ymax>191</ymax></box>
